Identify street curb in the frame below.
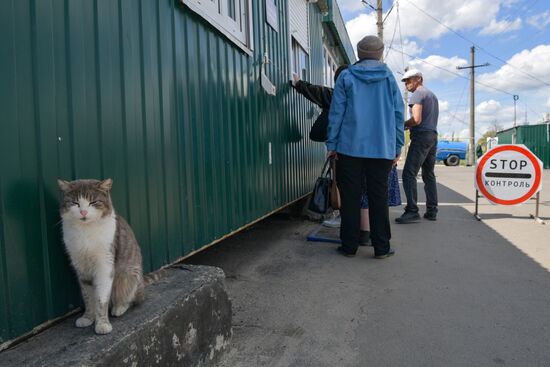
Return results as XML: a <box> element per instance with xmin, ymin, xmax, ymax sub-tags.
<box><xmin>0</xmin><ymin>265</ymin><xmax>232</xmax><ymax>367</ymax></box>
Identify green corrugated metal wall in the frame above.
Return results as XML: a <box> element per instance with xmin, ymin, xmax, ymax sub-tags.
<box><xmin>0</xmin><ymin>0</ymin><xmax>339</xmax><ymax>343</ymax></box>
<box><xmin>497</xmin><ymin>125</ymin><xmax>550</xmax><ymax>168</ymax></box>
<box><xmin>497</xmin><ymin>129</ymin><xmax>513</xmax><ymax>144</ymax></box>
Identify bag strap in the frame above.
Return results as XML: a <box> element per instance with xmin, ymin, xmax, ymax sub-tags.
<box><xmin>320</xmin><ymin>157</ymin><xmax>331</xmax><ymax>177</ymax></box>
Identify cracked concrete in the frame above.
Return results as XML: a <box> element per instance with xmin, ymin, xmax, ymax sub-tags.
<box><xmin>0</xmin><ymin>265</ymin><xmax>231</xmax><ymax>367</ymax></box>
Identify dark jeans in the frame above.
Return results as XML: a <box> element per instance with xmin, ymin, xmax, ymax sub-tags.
<box><xmin>402</xmin><ymin>131</ymin><xmax>438</xmax><ymax>214</ymax></box>
<box><xmin>337</xmin><ymin>154</ymin><xmax>393</xmax><ymax>256</ymax></box>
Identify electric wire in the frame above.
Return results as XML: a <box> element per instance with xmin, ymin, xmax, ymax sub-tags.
<box><xmin>384</xmin><ymin>2</ymin><xmax>399</xmax><ymax>60</ymax></box>
<box><xmin>482</xmin><ymin>0</ymin><xmax>540</xmax><ymax>45</ymax></box>
<box><xmin>387</xmin><ymin>45</ymin><xmax>515</xmax><ymax>96</ymax></box>
<box><xmin>402</xmin><ymin>0</ymin><xmax>550</xmax><ymax>89</ymax></box>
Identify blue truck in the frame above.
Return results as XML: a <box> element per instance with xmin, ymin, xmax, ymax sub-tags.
<box><xmin>436</xmin><ymin>141</ymin><xmax>467</xmax><ymax>166</ymax></box>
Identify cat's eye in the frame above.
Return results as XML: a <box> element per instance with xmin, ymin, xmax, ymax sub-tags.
<box><xmin>90</xmin><ymin>201</ymin><xmax>101</xmax><ymax>207</ymax></box>
<box><xmin>71</xmin><ymin>201</ymin><xmax>80</xmax><ymax>207</ymax></box>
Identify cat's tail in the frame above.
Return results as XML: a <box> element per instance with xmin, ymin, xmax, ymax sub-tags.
<box><xmin>136</xmin><ymin>265</ymin><xmax>194</xmax><ymax>303</ymax></box>
<box><xmin>144</xmin><ymin>268</ymin><xmax>168</xmax><ymax>285</ymax></box>
<box><xmin>134</xmin><ymin>269</ymin><xmax>167</xmax><ymax>304</ymax></box>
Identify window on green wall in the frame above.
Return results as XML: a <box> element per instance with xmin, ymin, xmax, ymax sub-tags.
<box><xmin>323</xmin><ymin>45</ymin><xmax>338</xmax><ymax>88</ymax></box>
<box><xmin>292</xmin><ymin>37</ymin><xmax>310</xmax><ymax>81</ymax></box>
<box><xmin>182</xmin><ymin>0</ymin><xmax>252</xmax><ymax>52</ymax></box>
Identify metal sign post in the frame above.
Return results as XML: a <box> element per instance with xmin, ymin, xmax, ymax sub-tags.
<box><xmin>530</xmin><ymin>192</ymin><xmax>546</xmax><ymax>224</ymax></box>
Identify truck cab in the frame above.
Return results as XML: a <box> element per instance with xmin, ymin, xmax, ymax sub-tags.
<box><xmin>436</xmin><ymin>141</ymin><xmax>467</xmax><ymax>166</ymax></box>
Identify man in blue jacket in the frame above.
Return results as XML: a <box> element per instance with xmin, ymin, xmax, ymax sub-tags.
<box><xmin>326</xmin><ymin>35</ymin><xmax>404</xmax><ymax>259</ymax></box>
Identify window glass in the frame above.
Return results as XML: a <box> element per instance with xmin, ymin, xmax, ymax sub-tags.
<box><xmin>292</xmin><ymin>38</ymin><xmax>309</xmax><ymax>82</ymax></box>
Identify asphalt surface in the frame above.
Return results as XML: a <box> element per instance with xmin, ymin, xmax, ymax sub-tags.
<box><xmin>186</xmin><ymin>165</ymin><xmax>550</xmax><ymax>367</ymax></box>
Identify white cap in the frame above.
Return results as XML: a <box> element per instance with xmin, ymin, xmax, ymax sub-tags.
<box><xmin>401</xmin><ymin>68</ymin><xmax>423</xmax><ymax>82</ymax></box>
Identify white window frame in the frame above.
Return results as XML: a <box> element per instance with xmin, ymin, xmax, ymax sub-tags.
<box><xmin>182</xmin><ymin>0</ymin><xmax>253</xmax><ymax>55</ymax></box>
<box><xmin>291</xmin><ymin>37</ymin><xmax>310</xmax><ymax>82</ymax></box>
<box><xmin>323</xmin><ymin>44</ymin><xmax>338</xmax><ymax>87</ymax></box>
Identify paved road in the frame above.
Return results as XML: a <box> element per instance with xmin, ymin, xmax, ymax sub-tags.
<box><xmin>186</xmin><ymin>166</ymin><xmax>550</xmax><ymax>367</ymax></box>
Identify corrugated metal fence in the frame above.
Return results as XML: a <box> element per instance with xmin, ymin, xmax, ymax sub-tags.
<box><xmin>0</xmin><ymin>0</ymin><xmax>328</xmax><ymax>343</ymax></box>
<box><xmin>497</xmin><ymin>124</ymin><xmax>550</xmax><ymax>169</ymax></box>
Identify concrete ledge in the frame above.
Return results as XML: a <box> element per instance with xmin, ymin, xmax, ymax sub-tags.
<box><xmin>0</xmin><ymin>265</ymin><xmax>232</xmax><ymax>367</ymax></box>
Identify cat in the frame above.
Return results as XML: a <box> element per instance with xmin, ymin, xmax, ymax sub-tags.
<box><xmin>57</xmin><ymin>178</ymin><xmax>144</xmax><ymax>335</ymax></box>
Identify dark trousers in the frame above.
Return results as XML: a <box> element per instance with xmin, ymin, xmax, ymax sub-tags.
<box><xmin>402</xmin><ymin>131</ymin><xmax>438</xmax><ymax>214</ymax></box>
<box><xmin>337</xmin><ymin>154</ymin><xmax>393</xmax><ymax>256</ymax></box>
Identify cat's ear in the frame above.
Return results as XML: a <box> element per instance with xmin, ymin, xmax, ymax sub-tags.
<box><xmin>99</xmin><ymin>178</ymin><xmax>113</xmax><ymax>192</ymax></box>
<box><xmin>57</xmin><ymin>179</ymin><xmax>71</xmax><ymax>192</ymax></box>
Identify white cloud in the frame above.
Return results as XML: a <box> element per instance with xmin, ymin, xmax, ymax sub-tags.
<box><xmin>387</xmin><ymin>0</ymin><xmax>507</xmax><ymax>41</ymax></box>
<box><xmin>384</xmin><ymin>39</ymin><xmax>422</xmax><ymax>73</ymax></box>
<box><xmin>341</xmin><ymin>0</ymin><xmax>523</xmax><ymax>43</ymax></box>
<box><xmin>345</xmin><ymin>13</ymin><xmax>422</xmax><ymax>74</ymax></box>
<box><xmin>527</xmin><ymin>11</ymin><xmax>550</xmax><ymax>30</ymax></box>
<box><xmin>437</xmin><ymin>98</ymin><xmax>524</xmax><ymax>139</ymax></box>
<box><xmin>408</xmin><ymin>55</ymin><xmax>468</xmax><ymax>82</ymax></box>
<box><xmin>479</xmin><ymin>18</ymin><xmax>522</xmax><ymax>35</ymax></box>
<box><xmin>457</xmin><ymin>129</ymin><xmax>470</xmax><ymax>140</ymax></box>
<box><xmin>439</xmin><ymin>100</ymin><xmax>449</xmax><ymax>112</ymax></box>
<box><xmin>337</xmin><ymin>0</ymin><xmax>368</xmax><ymax>15</ymax></box>
<box><xmin>476</xmin><ymin>100</ymin><xmax>502</xmax><ymax>114</ymax></box>
<box><xmin>477</xmin><ymin>45</ymin><xmax>550</xmax><ymax>91</ymax></box>
<box><xmin>345</xmin><ymin>13</ymin><xmax>378</xmax><ymax>51</ymax></box>
<box><xmin>471</xmin><ymin>99</ymin><xmax>516</xmax><ymax>132</ymax></box>
<box><xmin>546</xmin><ymin>97</ymin><xmax>550</xmax><ymax>108</ymax></box>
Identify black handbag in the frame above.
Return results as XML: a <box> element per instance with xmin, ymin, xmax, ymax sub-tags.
<box><xmin>309</xmin><ymin>109</ymin><xmax>328</xmax><ymax>142</ymax></box>
<box><xmin>308</xmin><ymin>158</ymin><xmax>333</xmax><ymax>214</ymax></box>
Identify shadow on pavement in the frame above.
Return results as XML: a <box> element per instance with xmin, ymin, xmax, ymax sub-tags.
<box><xmin>185</xmin><ymin>180</ymin><xmax>550</xmax><ymax>367</ymax></box>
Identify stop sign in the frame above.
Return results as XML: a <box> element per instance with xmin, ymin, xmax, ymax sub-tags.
<box><xmin>475</xmin><ymin>144</ymin><xmax>543</xmax><ymax>205</ymax></box>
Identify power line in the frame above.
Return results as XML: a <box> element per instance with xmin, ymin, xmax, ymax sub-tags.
<box><xmin>397</xmin><ymin>2</ymin><xmax>405</xmax><ymax>71</ymax></box>
<box><xmin>384</xmin><ymin>2</ymin><xmax>399</xmax><ymax>60</ymax></box>
<box><xmin>482</xmin><ymin>0</ymin><xmax>540</xmax><ymax>45</ymax></box>
<box><xmin>451</xmin><ymin>79</ymin><xmax>468</xmax><ymax>126</ymax></box>
<box><xmin>401</xmin><ymin>0</ymin><xmax>550</xmax><ymax>89</ymax></box>
<box><xmin>387</xmin><ymin>45</ymin><xmax>515</xmax><ymax>96</ymax></box>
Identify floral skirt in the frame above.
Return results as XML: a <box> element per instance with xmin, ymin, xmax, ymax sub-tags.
<box><xmin>360</xmin><ymin>165</ymin><xmax>401</xmax><ymax>209</ymax></box>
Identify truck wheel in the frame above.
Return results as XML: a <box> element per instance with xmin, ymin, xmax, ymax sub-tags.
<box><xmin>446</xmin><ymin>155</ymin><xmax>460</xmax><ymax>166</ymax></box>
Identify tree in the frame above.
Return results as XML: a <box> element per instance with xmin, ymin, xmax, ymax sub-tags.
<box><xmin>477</xmin><ymin>121</ymin><xmax>502</xmax><ymax>152</ymax></box>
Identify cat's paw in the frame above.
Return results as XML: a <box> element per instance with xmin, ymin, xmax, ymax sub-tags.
<box><xmin>94</xmin><ymin>321</ymin><xmax>113</xmax><ymax>335</ymax></box>
<box><xmin>75</xmin><ymin>316</ymin><xmax>94</xmax><ymax>328</ymax></box>
<box><xmin>111</xmin><ymin>304</ymin><xmax>130</xmax><ymax>317</ymax></box>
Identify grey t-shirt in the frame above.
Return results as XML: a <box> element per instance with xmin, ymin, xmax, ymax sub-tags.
<box><xmin>409</xmin><ymin>86</ymin><xmax>439</xmax><ymax>133</ymax></box>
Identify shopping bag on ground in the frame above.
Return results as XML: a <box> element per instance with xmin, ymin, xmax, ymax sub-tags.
<box><xmin>308</xmin><ymin>158</ymin><xmax>332</xmax><ymax>214</ymax></box>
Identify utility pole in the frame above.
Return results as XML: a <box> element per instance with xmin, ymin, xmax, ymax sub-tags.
<box><xmin>513</xmin><ymin>95</ymin><xmax>519</xmax><ymax>127</ymax></box>
<box><xmin>457</xmin><ymin>46</ymin><xmax>489</xmax><ymax>166</ymax></box>
<box><xmin>377</xmin><ymin>0</ymin><xmax>383</xmax><ymax>44</ymax></box>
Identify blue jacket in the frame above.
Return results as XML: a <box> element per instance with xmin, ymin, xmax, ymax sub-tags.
<box><xmin>326</xmin><ymin>60</ymin><xmax>404</xmax><ymax>159</ymax></box>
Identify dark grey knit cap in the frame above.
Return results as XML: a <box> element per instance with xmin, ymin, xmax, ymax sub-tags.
<box><xmin>357</xmin><ymin>35</ymin><xmax>384</xmax><ymax>60</ymax></box>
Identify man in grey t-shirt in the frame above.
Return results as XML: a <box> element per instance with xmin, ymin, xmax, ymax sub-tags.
<box><xmin>396</xmin><ymin>69</ymin><xmax>439</xmax><ymax>223</ymax></box>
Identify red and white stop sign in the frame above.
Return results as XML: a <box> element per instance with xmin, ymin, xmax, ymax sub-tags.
<box><xmin>475</xmin><ymin>144</ymin><xmax>543</xmax><ymax>205</ymax></box>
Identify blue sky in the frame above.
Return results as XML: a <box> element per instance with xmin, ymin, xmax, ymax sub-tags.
<box><xmin>337</xmin><ymin>0</ymin><xmax>550</xmax><ymax>141</ymax></box>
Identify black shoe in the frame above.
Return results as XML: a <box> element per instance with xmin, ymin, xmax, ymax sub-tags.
<box><xmin>359</xmin><ymin>230</ymin><xmax>371</xmax><ymax>246</ymax></box>
<box><xmin>423</xmin><ymin>212</ymin><xmax>437</xmax><ymax>221</ymax></box>
<box><xmin>374</xmin><ymin>248</ymin><xmax>395</xmax><ymax>259</ymax></box>
<box><xmin>336</xmin><ymin>246</ymin><xmax>356</xmax><ymax>257</ymax></box>
<box><xmin>395</xmin><ymin>212</ymin><xmax>421</xmax><ymax>224</ymax></box>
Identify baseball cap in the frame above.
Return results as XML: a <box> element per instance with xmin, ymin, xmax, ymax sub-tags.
<box><xmin>401</xmin><ymin>68</ymin><xmax>423</xmax><ymax>81</ymax></box>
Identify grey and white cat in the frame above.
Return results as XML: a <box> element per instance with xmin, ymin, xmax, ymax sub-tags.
<box><xmin>58</xmin><ymin>178</ymin><xmax>144</xmax><ymax>335</ymax></box>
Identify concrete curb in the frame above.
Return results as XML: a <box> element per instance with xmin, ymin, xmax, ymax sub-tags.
<box><xmin>0</xmin><ymin>265</ymin><xmax>232</xmax><ymax>367</ymax></box>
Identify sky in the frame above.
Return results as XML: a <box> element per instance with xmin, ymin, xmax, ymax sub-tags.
<box><xmin>337</xmin><ymin>0</ymin><xmax>550</xmax><ymax>141</ymax></box>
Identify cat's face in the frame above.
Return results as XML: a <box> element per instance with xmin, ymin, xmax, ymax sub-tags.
<box><xmin>58</xmin><ymin>179</ymin><xmax>114</xmax><ymax>224</ymax></box>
